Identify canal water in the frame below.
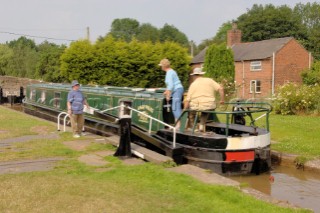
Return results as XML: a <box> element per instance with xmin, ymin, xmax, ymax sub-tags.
<box><xmin>231</xmin><ymin>165</ymin><xmax>320</xmax><ymax>212</ymax></box>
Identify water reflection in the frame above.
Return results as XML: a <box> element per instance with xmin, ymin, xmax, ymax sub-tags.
<box><xmin>231</xmin><ymin>166</ymin><xmax>320</xmax><ymax>212</ymax></box>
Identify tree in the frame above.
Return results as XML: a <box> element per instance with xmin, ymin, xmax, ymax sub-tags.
<box><xmin>60</xmin><ymin>40</ymin><xmax>96</xmax><ymax>84</ymax></box>
<box><xmin>294</xmin><ymin>2</ymin><xmax>320</xmax><ymax>59</ymax></box>
<box><xmin>159</xmin><ymin>24</ymin><xmax>189</xmax><ymax>47</ymax></box>
<box><xmin>203</xmin><ymin>44</ymin><xmax>235</xmax><ymax>98</ymax></box>
<box><xmin>136</xmin><ymin>23</ymin><xmax>160</xmax><ymax>43</ymax></box>
<box><xmin>197</xmin><ymin>21</ymin><xmax>232</xmax><ymax>53</ymax></box>
<box><xmin>108</xmin><ymin>18</ymin><xmax>140</xmax><ymax>42</ymax></box>
<box><xmin>203</xmin><ymin>44</ymin><xmax>234</xmax><ymax>82</ymax></box>
<box><xmin>0</xmin><ymin>44</ymin><xmax>13</xmax><ymax>75</ymax></box>
<box><xmin>7</xmin><ymin>36</ymin><xmax>37</xmax><ymax>50</ymax></box>
<box><xmin>35</xmin><ymin>41</ymin><xmax>66</xmax><ymax>82</ymax></box>
<box><xmin>237</xmin><ymin>4</ymin><xmax>307</xmax><ymax>42</ymax></box>
<box><xmin>4</xmin><ymin>37</ymin><xmax>38</xmax><ymax>78</ymax></box>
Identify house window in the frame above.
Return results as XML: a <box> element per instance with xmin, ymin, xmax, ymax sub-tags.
<box><xmin>250</xmin><ymin>80</ymin><xmax>261</xmax><ymax>93</ymax></box>
<box><xmin>250</xmin><ymin>61</ymin><xmax>262</xmax><ymax>71</ymax></box>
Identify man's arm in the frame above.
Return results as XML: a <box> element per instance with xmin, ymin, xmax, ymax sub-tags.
<box><xmin>164</xmin><ymin>71</ymin><xmax>174</xmax><ymax>101</ymax></box>
<box><xmin>83</xmin><ymin>99</ymin><xmax>89</xmax><ymax>108</ymax></box>
<box><xmin>163</xmin><ymin>90</ymin><xmax>171</xmax><ymax>101</ymax></box>
<box><xmin>218</xmin><ymin>87</ymin><xmax>225</xmax><ymax>104</ymax></box>
<box><xmin>184</xmin><ymin>101</ymin><xmax>190</xmax><ymax>110</ymax></box>
<box><xmin>67</xmin><ymin>101</ymin><xmax>72</xmax><ymax>115</ymax></box>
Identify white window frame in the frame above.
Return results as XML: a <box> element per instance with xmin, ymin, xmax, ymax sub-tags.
<box><xmin>250</xmin><ymin>80</ymin><xmax>261</xmax><ymax>93</ymax></box>
<box><xmin>250</xmin><ymin>61</ymin><xmax>262</xmax><ymax>71</ymax></box>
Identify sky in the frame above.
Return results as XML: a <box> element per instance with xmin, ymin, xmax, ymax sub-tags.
<box><xmin>0</xmin><ymin>0</ymin><xmax>316</xmax><ymax>46</ymax></box>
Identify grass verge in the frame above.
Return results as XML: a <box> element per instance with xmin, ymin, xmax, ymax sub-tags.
<box><xmin>0</xmin><ymin>161</ymin><xmax>311</xmax><ymax>213</ymax></box>
<box><xmin>0</xmin><ymin>106</ymin><xmax>313</xmax><ymax>212</ymax></box>
<box><xmin>270</xmin><ymin>114</ymin><xmax>320</xmax><ymax>159</ymax></box>
<box><xmin>0</xmin><ymin>106</ymin><xmax>55</xmax><ymax>139</ymax></box>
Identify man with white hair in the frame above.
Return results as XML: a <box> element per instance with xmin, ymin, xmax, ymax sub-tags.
<box><xmin>184</xmin><ymin>67</ymin><xmax>225</xmax><ymax>132</ymax></box>
<box><xmin>159</xmin><ymin>58</ymin><xmax>184</xmax><ymax>128</ymax></box>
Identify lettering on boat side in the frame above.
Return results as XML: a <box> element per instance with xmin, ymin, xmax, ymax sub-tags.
<box><xmin>137</xmin><ymin>105</ymin><xmax>154</xmax><ymax>123</ymax></box>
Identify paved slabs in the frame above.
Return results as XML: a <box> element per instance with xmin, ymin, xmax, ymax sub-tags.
<box><xmin>0</xmin><ymin>157</ymin><xmax>64</xmax><ymax>174</ymax></box>
<box><xmin>167</xmin><ymin>164</ymin><xmax>239</xmax><ymax>187</ymax></box>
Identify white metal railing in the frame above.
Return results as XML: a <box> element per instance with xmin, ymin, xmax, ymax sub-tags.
<box><xmin>57</xmin><ymin>112</ymin><xmax>70</xmax><ymax>132</ymax></box>
<box><xmin>57</xmin><ymin>104</ymin><xmax>177</xmax><ymax>148</ymax></box>
<box><xmin>99</xmin><ymin>104</ymin><xmax>177</xmax><ymax>148</ymax></box>
<box><xmin>100</xmin><ymin>105</ymin><xmax>122</xmax><ymax>113</ymax></box>
<box><xmin>125</xmin><ymin>106</ymin><xmax>177</xmax><ymax>148</ymax></box>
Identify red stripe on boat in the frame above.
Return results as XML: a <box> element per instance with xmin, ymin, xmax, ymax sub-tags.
<box><xmin>225</xmin><ymin>151</ymin><xmax>255</xmax><ymax>162</ymax></box>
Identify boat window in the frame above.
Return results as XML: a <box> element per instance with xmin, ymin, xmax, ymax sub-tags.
<box><xmin>40</xmin><ymin>90</ymin><xmax>46</xmax><ymax>104</ymax></box>
<box><xmin>30</xmin><ymin>89</ymin><xmax>36</xmax><ymax>101</ymax></box>
<box><xmin>54</xmin><ymin>92</ymin><xmax>61</xmax><ymax>108</ymax></box>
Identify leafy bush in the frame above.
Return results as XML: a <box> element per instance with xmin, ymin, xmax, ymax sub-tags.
<box><xmin>60</xmin><ymin>37</ymin><xmax>190</xmax><ymax>88</ymax></box>
<box><xmin>273</xmin><ymin>82</ymin><xmax>320</xmax><ymax>115</ymax></box>
<box><xmin>301</xmin><ymin>60</ymin><xmax>320</xmax><ymax>85</ymax></box>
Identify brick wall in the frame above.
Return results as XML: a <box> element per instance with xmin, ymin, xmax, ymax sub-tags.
<box><xmin>235</xmin><ymin>39</ymin><xmax>311</xmax><ymax>99</ymax></box>
<box><xmin>235</xmin><ymin>59</ymin><xmax>273</xmax><ymax>99</ymax></box>
<box><xmin>0</xmin><ymin>76</ymin><xmax>41</xmax><ymax>97</ymax></box>
<box><xmin>274</xmin><ymin>39</ymin><xmax>310</xmax><ymax>88</ymax></box>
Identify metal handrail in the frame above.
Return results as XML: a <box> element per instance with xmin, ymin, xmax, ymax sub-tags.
<box><xmin>182</xmin><ymin>102</ymin><xmax>272</xmax><ymax>136</ymax></box>
<box><xmin>100</xmin><ymin>105</ymin><xmax>122</xmax><ymax>113</ymax></box>
<box><xmin>126</xmin><ymin>106</ymin><xmax>177</xmax><ymax>148</ymax></box>
<box><xmin>98</xmin><ymin>105</ymin><xmax>177</xmax><ymax>148</ymax></box>
<box><xmin>57</xmin><ymin>112</ymin><xmax>70</xmax><ymax>132</ymax></box>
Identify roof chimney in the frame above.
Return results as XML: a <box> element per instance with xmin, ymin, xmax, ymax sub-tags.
<box><xmin>227</xmin><ymin>23</ymin><xmax>242</xmax><ymax>47</ymax></box>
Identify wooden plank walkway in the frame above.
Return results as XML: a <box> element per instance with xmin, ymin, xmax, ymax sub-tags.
<box><xmin>105</xmin><ymin>135</ymin><xmax>173</xmax><ymax>164</ymax></box>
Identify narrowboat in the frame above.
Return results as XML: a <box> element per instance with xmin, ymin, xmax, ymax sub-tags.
<box><xmin>23</xmin><ymin>83</ymin><xmax>272</xmax><ymax>175</ymax></box>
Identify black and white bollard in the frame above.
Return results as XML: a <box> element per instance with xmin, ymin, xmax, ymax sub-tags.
<box><xmin>114</xmin><ymin>116</ymin><xmax>132</xmax><ymax>157</ymax></box>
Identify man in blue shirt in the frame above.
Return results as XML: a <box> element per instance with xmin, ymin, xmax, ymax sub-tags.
<box><xmin>159</xmin><ymin>59</ymin><xmax>184</xmax><ymax>128</ymax></box>
<box><xmin>67</xmin><ymin>80</ymin><xmax>89</xmax><ymax>138</ymax></box>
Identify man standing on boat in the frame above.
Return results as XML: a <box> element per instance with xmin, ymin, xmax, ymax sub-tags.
<box><xmin>159</xmin><ymin>58</ymin><xmax>184</xmax><ymax>128</ymax></box>
<box><xmin>184</xmin><ymin>67</ymin><xmax>225</xmax><ymax>132</ymax></box>
<box><xmin>67</xmin><ymin>80</ymin><xmax>90</xmax><ymax>138</ymax></box>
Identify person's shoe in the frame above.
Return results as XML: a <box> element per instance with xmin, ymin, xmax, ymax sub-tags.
<box><xmin>73</xmin><ymin>134</ymin><xmax>80</xmax><ymax>138</ymax></box>
<box><xmin>80</xmin><ymin>132</ymin><xmax>86</xmax><ymax>136</ymax></box>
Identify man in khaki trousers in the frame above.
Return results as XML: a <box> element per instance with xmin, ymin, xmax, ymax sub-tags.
<box><xmin>67</xmin><ymin>80</ymin><xmax>89</xmax><ymax>138</ymax></box>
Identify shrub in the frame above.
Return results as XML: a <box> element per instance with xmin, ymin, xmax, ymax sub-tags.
<box><xmin>220</xmin><ymin>79</ymin><xmax>236</xmax><ymax>101</ymax></box>
<box><xmin>301</xmin><ymin>60</ymin><xmax>320</xmax><ymax>85</ymax></box>
<box><xmin>273</xmin><ymin>82</ymin><xmax>320</xmax><ymax>115</ymax></box>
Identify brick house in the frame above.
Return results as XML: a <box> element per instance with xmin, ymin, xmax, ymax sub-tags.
<box><xmin>191</xmin><ymin>25</ymin><xmax>313</xmax><ymax>99</ymax></box>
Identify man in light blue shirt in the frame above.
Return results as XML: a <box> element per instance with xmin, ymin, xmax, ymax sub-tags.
<box><xmin>67</xmin><ymin>80</ymin><xmax>89</xmax><ymax>138</ymax></box>
<box><xmin>159</xmin><ymin>59</ymin><xmax>184</xmax><ymax>128</ymax></box>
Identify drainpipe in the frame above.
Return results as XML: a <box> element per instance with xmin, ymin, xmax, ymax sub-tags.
<box><xmin>242</xmin><ymin>60</ymin><xmax>245</xmax><ymax>98</ymax></box>
<box><xmin>272</xmin><ymin>52</ymin><xmax>275</xmax><ymax>96</ymax></box>
<box><xmin>309</xmin><ymin>52</ymin><xmax>312</xmax><ymax>69</ymax></box>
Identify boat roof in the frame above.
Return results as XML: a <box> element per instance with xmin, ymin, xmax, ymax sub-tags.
<box><xmin>28</xmin><ymin>83</ymin><xmax>166</xmax><ymax>99</ymax></box>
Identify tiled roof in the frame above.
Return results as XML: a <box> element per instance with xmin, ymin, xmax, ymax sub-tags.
<box><xmin>190</xmin><ymin>47</ymin><xmax>207</xmax><ymax>64</ymax></box>
<box><xmin>232</xmin><ymin>37</ymin><xmax>293</xmax><ymax>61</ymax></box>
<box><xmin>191</xmin><ymin>37</ymin><xmax>293</xmax><ymax>64</ymax></box>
